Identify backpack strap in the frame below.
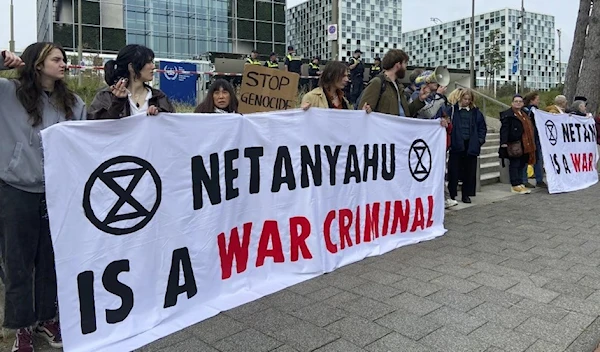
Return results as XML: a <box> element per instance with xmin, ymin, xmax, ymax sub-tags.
<box><xmin>374</xmin><ymin>73</ymin><xmax>387</xmax><ymax>112</ymax></box>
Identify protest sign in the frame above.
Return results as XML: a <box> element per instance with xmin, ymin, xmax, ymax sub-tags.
<box><xmin>41</xmin><ymin>109</ymin><xmax>447</xmax><ymax>352</ymax></box>
<box><xmin>533</xmin><ymin>108</ymin><xmax>598</xmax><ymax>193</ymax></box>
<box><xmin>238</xmin><ymin>64</ymin><xmax>299</xmax><ymax>113</ymax></box>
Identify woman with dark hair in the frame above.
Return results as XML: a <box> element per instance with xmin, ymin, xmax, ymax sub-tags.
<box><xmin>88</xmin><ymin>44</ymin><xmax>175</xmax><ymax>119</ymax></box>
<box><xmin>0</xmin><ymin>43</ymin><xmax>86</xmax><ymax>352</ymax></box>
<box><xmin>194</xmin><ymin>79</ymin><xmax>238</xmax><ymax>113</ymax></box>
<box><xmin>499</xmin><ymin>95</ymin><xmax>535</xmax><ymax>194</ymax></box>
<box><xmin>301</xmin><ymin>61</ymin><xmax>371</xmax><ymax>112</ymax></box>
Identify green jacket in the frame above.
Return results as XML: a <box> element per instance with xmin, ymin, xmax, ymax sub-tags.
<box><xmin>359</xmin><ymin>74</ymin><xmax>425</xmax><ymax>116</ymax></box>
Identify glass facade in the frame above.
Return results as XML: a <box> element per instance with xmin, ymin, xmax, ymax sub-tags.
<box><xmin>43</xmin><ymin>0</ymin><xmax>127</xmax><ymax>54</ymax></box>
<box><xmin>38</xmin><ymin>0</ymin><xmax>286</xmax><ymax>59</ymax></box>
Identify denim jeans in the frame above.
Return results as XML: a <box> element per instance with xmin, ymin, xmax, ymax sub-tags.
<box><xmin>0</xmin><ymin>180</ymin><xmax>58</xmax><ymax>329</ymax></box>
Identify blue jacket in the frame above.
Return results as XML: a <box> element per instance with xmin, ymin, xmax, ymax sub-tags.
<box><xmin>446</xmin><ymin>104</ymin><xmax>487</xmax><ymax>156</ymax></box>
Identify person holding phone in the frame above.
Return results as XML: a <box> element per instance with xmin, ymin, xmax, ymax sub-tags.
<box><xmin>88</xmin><ymin>44</ymin><xmax>175</xmax><ymax>120</ymax></box>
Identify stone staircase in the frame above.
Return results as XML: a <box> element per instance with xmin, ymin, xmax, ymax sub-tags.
<box><xmin>480</xmin><ymin>131</ymin><xmax>500</xmax><ymax>185</ymax></box>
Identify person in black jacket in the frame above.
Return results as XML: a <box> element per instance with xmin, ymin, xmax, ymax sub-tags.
<box><xmin>499</xmin><ymin>95</ymin><xmax>537</xmax><ymax>194</ymax></box>
<box><xmin>446</xmin><ymin>88</ymin><xmax>487</xmax><ymax>203</ymax></box>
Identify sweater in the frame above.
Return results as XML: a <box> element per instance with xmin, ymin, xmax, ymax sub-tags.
<box><xmin>0</xmin><ymin>56</ymin><xmax>87</xmax><ymax>193</ymax></box>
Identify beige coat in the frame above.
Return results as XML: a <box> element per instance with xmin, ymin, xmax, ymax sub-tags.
<box><xmin>301</xmin><ymin>87</ymin><xmax>349</xmax><ymax>109</ymax></box>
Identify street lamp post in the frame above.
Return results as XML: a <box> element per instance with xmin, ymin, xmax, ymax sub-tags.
<box><xmin>78</xmin><ymin>0</ymin><xmax>83</xmax><ymax>86</ymax></box>
<box><xmin>470</xmin><ymin>0</ymin><xmax>475</xmax><ymax>88</ymax></box>
<box><xmin>557</xmin><ymin>28</ymin><xmax>562</xmax><ymax>86</ymax></box>
<box><xmin>519</xmin><ymin>0</ymin><xmax>525</xmax><ymax>91</ymax></box>
<box><xmin>332</xmin><ymin>0</ymin><xmax>339</xmax><ymax>60</ymax></box>
<box><xmin>9</xmin><ymin>0</ymin><xmax>15</xmax><ymax>52</ymax></box>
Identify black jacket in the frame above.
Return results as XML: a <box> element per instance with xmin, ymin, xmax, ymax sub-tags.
<box><xmin>499</xmin><ymin>108</ymin><xmax>526</xmax><ymax>145</ymax></box>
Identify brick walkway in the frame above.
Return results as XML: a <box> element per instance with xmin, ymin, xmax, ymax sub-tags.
<box><xmin>3</xmin><ymin>183</ymin><xmax>600</xmax><ymax>351</ymax></box>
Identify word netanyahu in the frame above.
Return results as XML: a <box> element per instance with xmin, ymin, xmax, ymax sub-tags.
<box><xmin>191</xmin><ymin>144</ymin><xmax>396</xmax><ymax>210</ymax></box>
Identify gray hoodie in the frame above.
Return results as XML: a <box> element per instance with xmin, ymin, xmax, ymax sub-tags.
<box><xmin>0</xmin><ymin>56</ymin><xmax>87</xmax><ymax>193</ymax></box>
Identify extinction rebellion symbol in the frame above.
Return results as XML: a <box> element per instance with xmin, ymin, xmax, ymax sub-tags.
<box><xmin>545</xmin><ymin>120</ymin><xmax>558</xmax><ymax>146</ymax></box>
<box><xmin>408</xmin><ymin>139</ymin><xmax>432</xmax><ymax>182</ymax></box>
<box><xmin>83</xmin><ymin>156</ymin><xmax>162</xmax><ymax>236</ymax></box>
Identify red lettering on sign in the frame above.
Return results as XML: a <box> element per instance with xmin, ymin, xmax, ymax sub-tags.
<box><xmin>324</xmin><ymin>211</ymin><xmax>337</xmax><ymax>254</ymax></box>
<box><xmin>339</xmin><ymin>209</ymin><xmax>353</xmax><ymax>249</ymax></box>
<box><xmin>290</xmin><ymin>216</ymin><xmax>313</xmax><ymax>262</ymax></box>
<box><xmin>365</xmin><ymin>202</ymin><xmax>380</xmax><ymax>241</ymax></box>
<box><xmin>391</xmin><ymin>199</ymin><xmax>410</xmax><ymax>234</ymax></box>
<box><xmin>218</xmin><ymin>222</ymin><xmax>252</xmax><ymax>279</ymax></box>
<box><xmin>571</xmin><ymin>153</ymin><xmax>595</xmax><ymax>173</ymax></box>
<box><xmin>410</xmin><ymin>197</ymin><xmax>425</xmax><ymax>232</ymax></box>
<box><xmin>256</xmin><ymin>220</ymin><xmax>284</xmax><ymax>267</ymax></box>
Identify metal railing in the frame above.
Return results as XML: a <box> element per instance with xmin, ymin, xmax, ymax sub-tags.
<box><xmin>454</xmin><ymin>82</ymin><xmax>510</xmax><ymax>119</ymax></box>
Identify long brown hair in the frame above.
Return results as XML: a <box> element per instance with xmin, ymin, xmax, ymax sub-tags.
<box><xmin>16</xmin><ymin>42</ymin><xmax>76</xmax><ymax>126</ymax></box>
<box><xmin>318</xmin><ymin>61</ymin><xmax>348</xmax><ymax>91</ymax></box>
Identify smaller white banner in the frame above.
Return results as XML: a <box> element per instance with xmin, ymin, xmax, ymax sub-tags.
<box><xmin>533</xmin><ymin>108</ymin><xmax>598</xmax><ymax>194</ymax></box>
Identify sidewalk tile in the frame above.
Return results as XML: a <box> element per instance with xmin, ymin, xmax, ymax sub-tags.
<box><xmin>524</xmin><ymin>340</ymin><xmax>563</xmax><ymax>352</ymax></box>
<box><xmin>428</xmin><ymin>289</ymin><xmax>484</xmax><ymax>312</ymax></box>
<box><xmin>272</xmin><ymin>321</ymin><xmax>339</xmax><ymax>352</ymax></box>
<box><xmin>358</xmin><ymin>270</ymin><xmax>404</xmax><ymax>285</ymax></box>
<box><xmin>350</xmin><ymin>282</ymin><xmax>402</xmax><ymax>301</ymax></box>
<box><xmin>467</xmin><ymin>286</ymin><xmax>523</xmax><ymax>309</ymax></box>
<box><xmin>430</xmin><ymin>275</ymin><xmax>481</xmax><ymax>293</ymax></box>
<box><xmin>213</xmin><ymin>329</ymin><xmax>282</xmax><ymax>352</ymax></box>
<box><xmin>470</xmin><ymin>323</ymin><xmax>536</xmax><ymax>352</ymax></box>
<box><xmin>290</xmin><ymin>302</ymin><xmax>347</xmax><ymax>327</ymax></box>
<box><xmin>542</xmin><ymin>280</ymin><xmax>595</xmax><ymax>299</ymax></box>
<box><xmin>384</xmin><ymin>292</ymin><xmax>442</xmax><ymax>316</ymax></box>
<box><xmin>365</xmin><ymin>332</ymin><xmax>433</xmax><ymax>352</ymax></box>
<box><xmin>508</xmin><ymin>299</ymin><xmax>568</xmax><ymax>323</ymax></box>
<box><xmin>374</xmin><ymin>310</ymin><xmax>441</xmax><ymax>340</ymax></box>
<box><xmin>468</xmin><ymin>272</ymin><xmax>519</xmax><ymax>291</ymax></box>
<box><xmin>420</xmin><ymin>327</ymin><xmax>489</xmax><ymax>352</ymax></box>
<box><xmin>424</xmin><ymin>306</ymin><xmax>486</xmax><ymax>334</ymax></box>
<box><xmin>340</xmin><ymin>296</ymin><xmax>397</xmax><ymax>320</ymax></box>
<box><xmin>314</xmin><ymin>339</ymin><xmax>367</xmax><ymax>352</ymax></box>
<box><xmin>325</xmin><ymin>317</ymin><xmax>391</xmax><ymax>347</ymax></box>
<box><xmin>151</xmin><ymin>338</ymin><xmax>220</xmax><ymax>352</ymax></box>
<box><xmin>506</xmin><ymin>282</ymin><xmax>560</xmax><ymax>304</ymax></box>
<box><xmin>468</xmin><ymin>302</ymin><xmax>528</xmax><ymax>329</ymax></box>
<box><xmin>186</xmin><ymin>314</ymin><xmax>246</xmax><ymax>343</ymax></box>
<box><xmin>390</xmin><ymin>277</ymin><xmax>443</xmax><ymax>297</ymax></box>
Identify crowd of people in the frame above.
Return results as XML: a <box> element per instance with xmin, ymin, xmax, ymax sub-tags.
<box><xmin>0</xmin><ymin>41</ymin><xmax>598</xmax><ymax>352</ymax></box>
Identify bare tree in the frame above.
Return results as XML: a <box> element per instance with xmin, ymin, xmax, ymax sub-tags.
<box><xmin>564</xmin><ymin>0</ymin><xmax>592</xmax><ymax>103</ymax></box>
<box><xmin>575</xmin><ymin>1</ymin><xmax>600</xmax><ymax>113</ymax></box>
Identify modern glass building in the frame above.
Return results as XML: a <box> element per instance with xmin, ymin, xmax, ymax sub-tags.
<box><xmin>402</xmin><ymin>8</ymin><xmax>560</xmax><ymax>90</ymax></box>
<box><xmin>37</xmin><ymin>0</ymin><xmax>287</xmax><ymax>58</ymax></box>
<box><xmin>287</xmin><ymin>0</ymin><xmax>403</xmax><ymax>62</ymax></box>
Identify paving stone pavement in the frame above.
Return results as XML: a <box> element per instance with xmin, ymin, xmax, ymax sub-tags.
<box><xmin>2</xmin><ymin>183</ymin><xmax>600</xmax><ymax>352</ymax></box>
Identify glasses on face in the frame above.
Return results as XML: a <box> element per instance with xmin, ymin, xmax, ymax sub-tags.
<box><xmin>513</xmin><ymin>100</ymin><xmax>523</xmax><ymax>104</ymax></box>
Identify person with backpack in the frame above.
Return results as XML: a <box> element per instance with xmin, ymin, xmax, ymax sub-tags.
<box><xmin>358</xmin><ymin>49</ymin><xmax>428</xmax><ymax>116</ymax></box>
<box><xmin>301</xmin><ymin>61</ymin><xmax>371</xmax><ymax>112</ymax></box>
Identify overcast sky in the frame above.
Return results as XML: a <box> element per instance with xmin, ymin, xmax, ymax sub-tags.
<box><xmin>0</xmin><ymin>0</ymin><xmax>575</xmax><ymax>61</ymax></box>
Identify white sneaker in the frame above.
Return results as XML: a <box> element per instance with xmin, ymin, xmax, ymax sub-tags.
<box><xmin>445</xmin><ymin>198</ymin><xmax>459</xmax><ymax>208</ymax></box>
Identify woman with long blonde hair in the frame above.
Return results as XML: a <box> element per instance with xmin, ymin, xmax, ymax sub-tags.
<box><xmin>446</xmin><ymin>88</ymin><xmax>487</xmax><ymax>203</ymax></box>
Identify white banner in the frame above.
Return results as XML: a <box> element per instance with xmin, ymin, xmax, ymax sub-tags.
<box><xmin>533</xmin><ymin>109</ymin><xmax>598</xmax><ymax>193</ymax></box>
<box><xmin>41</xmin><ymin>109</ymin><xmax>447</xmax><ymax>352</ymax></box>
